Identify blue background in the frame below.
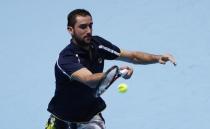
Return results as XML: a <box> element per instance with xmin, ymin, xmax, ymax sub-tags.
<box><xmin>1</xmin><ymin>0</ymin><xmax>210</xmax><ymax>129</ymax></box>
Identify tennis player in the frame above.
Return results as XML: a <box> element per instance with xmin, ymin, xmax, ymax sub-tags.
<box><xmin>45</xmin><ymin>9</ymin><xmax>176</xmax><ymax>129</ymax></box>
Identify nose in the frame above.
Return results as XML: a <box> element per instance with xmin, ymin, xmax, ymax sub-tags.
<box><xmin>87</xmin><ymin>26</ymin><xmax>92</xmax><ymax>34</ymax></box>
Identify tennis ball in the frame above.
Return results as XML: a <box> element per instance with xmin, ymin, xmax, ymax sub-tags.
<box><xmin>118</xmin><ymin>83</ymin><xmax>128</xmax><ymax>93</ymax></box>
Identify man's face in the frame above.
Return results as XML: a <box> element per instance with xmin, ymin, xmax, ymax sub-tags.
<box><xmin>68</xmin><ymin>15</ymin><xmax>93</xmax><ymax>45</ymax></box>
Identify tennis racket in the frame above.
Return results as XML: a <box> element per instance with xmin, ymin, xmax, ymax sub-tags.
<box><xmin>95</xmin><ymin>65</ymin><xmax>128</xmax><ymax>97</ymax></box>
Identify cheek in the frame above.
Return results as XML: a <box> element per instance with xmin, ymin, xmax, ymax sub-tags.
<box><xmin>74</xmin><ymin>29</ymin><xmax>85</xmax><ymax>36</ymax></box>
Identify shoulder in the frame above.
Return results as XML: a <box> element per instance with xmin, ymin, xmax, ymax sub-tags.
<box><xmin>58</xmin><ymin>44</ymin><xmax>78</xmax><ymax>64</ymax></box>
<box><xmin>92</xmin><ymin>35</ymin><xmax>105</xmax><ymax>41</ymax></box>
<box><xmin>92</xmin><ymin>36</ymin><xmax>121</xmax><ymax>59</ymax></box>
<box><xmin>92</xmin><ymin>35</ymin><xmax>118</xmax><ymax>48</ymax></box>
<box><xmin>59</xmin><ymin>44</ymin><xmax>75</xmax><ymax>56</ymax></box>
<box><xmin>92</xmin><ymin>35</ymin><xmax>110</xmax><ymax>45</ymax></box>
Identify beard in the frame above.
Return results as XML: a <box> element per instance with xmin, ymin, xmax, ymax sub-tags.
<box><xmin>73</xmin><ymin>34</ymin><xmax>92</xmax><ymax>47</ymax></box>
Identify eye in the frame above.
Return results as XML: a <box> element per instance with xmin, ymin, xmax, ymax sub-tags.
<box><xmin>89</xmin><ymin>23</ymin><xmax>93</xmax><ymax>29</ymax></box>
<box><xmin>79</xmin><ymin>24</ymin><xmax>88</xmax><ymax>29</ymax></box>
<box><xmin>79</xmin><ymin>23</ymin><xmax>93</xmax><ymax>30</ymax></box>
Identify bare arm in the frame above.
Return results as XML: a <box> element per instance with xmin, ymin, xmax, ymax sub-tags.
<box><xmin>71</xmin><ymin>68</ymin><xmax>105</xmax><ymax>88</ymax></box>
<box><xmin>117</xmin><ymin>49</ymin><xmax>176</xmax><ymax>65</ymax></box>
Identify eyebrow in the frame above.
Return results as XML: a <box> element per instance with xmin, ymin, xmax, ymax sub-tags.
<box><xmin>79</xmin><ymin>23</ymin><xmax>93</xmax><ymax>28</ymax></box>
<box><xmin>80</xmin><ymin>22</ymin><xmax>93</xmax><ymax>25</ymax></box>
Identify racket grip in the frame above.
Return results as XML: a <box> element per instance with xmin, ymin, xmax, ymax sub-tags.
<box><xmin>119</xmin><ymin>69</ymin><xmax>128</xmax><ymax>77</ymax></box>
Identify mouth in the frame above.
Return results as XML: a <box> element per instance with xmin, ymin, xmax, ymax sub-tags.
<box><xmin>84</xmin><ymin>35</ymin><xmax>92</xmax><ymax>41</ymax></box>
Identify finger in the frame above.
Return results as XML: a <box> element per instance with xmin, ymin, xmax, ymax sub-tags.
<box><xmin>162</xmin><ymin>54</ymin><xmax>176</xmax><ymax>66</ymax></box>
<box><xmin>168</xmin><ymin>56</ymin><xmax>176</xmax><ymax>66</ymax></box>
<box><xmin>159</xmin><ymin>59</ymin><xmax>166</xmax><ymax>64</ymax></box>
<box><xmin>119</xmin><ymin>66</ymin><xmax>129</xmax><ymax>70</ymax></box>
<box><xmin>128</xmin><ymin>68</ymin><xmax>133</xmax><ymax>75</ymax></box>
<box><xmin>127</xmin><ymin>68</ymin><xmax>133</xmax><ymax>78</ymax></box>
<box><xmin>123</xmin><ymin>74</ymin><xmax>131</xmax><ymax>79</ymax></box>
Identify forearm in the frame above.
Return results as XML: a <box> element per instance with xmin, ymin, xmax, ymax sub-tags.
<box><xmin>118</xmin><ymin>50</ymin><xmax>161</xmax><ymax>64</ymax></box>
<box><xmin>72</xmin><ymin>68</ymin><xmax>105</xmax><ymax>88</ymax></box>
<box><xmin>132</xmin><ymin>51</ymin><xmax>161</xmax><ymax>64</ymax></box>
<box><xmin>83</xmin><ymin>73</ymin><xmax>104</xmax><ymax>88</ymax></box>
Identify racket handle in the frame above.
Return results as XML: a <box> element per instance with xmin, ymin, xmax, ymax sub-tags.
<box><xmin>119</xmin><ymin>69</ymin><xmax>128</xmax><ymax>77</ymax></box>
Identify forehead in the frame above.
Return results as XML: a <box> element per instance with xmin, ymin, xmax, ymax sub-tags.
<box><xmin>75</xmin><ymin>15</ymin><xmax>92</xmax><ymax>25</ymax></box>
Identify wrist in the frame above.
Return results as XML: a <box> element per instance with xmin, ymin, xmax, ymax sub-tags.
<box><xmin>154</xmin><ymin>55</ymin><xmax>161</xmax><ymax>63</ymax></box>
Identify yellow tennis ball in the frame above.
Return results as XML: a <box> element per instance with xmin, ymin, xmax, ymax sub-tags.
<box><xmin>118</xmin><ymin>83</ymin><xmax>128</xmax><ymax>93</ymax></box>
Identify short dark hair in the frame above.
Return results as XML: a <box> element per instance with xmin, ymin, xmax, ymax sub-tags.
<box><xmin>67</xmin><ymin>9</ymin><xmax>92</xmax><ymax>27</ymax></box>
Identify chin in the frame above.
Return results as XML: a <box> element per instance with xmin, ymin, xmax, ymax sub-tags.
<box><xmin>79</xmin><ymin>40</ymin><xmax>91</xmax><ymax>47</ymax></box>
<box><xmin>84</xmin><ymin>39</ymin><xmax>92</xmax><ymax>44</ymax></box>
<box><xmin>86</xmin><ymin>40</ymin><xmax>91</xmax><ymax>44</ymax></box>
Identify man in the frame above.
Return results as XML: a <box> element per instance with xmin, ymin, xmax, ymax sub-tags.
<box><xmin>45</xmin><ymin>9</ymin><xmax>176</xmax><ymax>129</ymax></box>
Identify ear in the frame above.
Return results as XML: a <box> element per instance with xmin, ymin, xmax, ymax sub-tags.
<box><xmin>67</xmin><ymin>26</ymin><xmax>74</xmax><ymax>35</ymax></box>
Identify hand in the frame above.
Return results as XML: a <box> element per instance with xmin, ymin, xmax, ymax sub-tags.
<box><xmin>159</xmin><ymin>53</ymin><xmax>176</xmax><ymax>66</ymax></box>
<box><xmin>119</xmin><ymin>66</ymin><xmax>133</xmax><ymax>79</ymax></box>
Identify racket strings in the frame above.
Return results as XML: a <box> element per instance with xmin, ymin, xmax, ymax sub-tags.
<box><xmin>96</xmin><ymin>67</ymin><xmax>119</xmax><ymax>97</ymax></box>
